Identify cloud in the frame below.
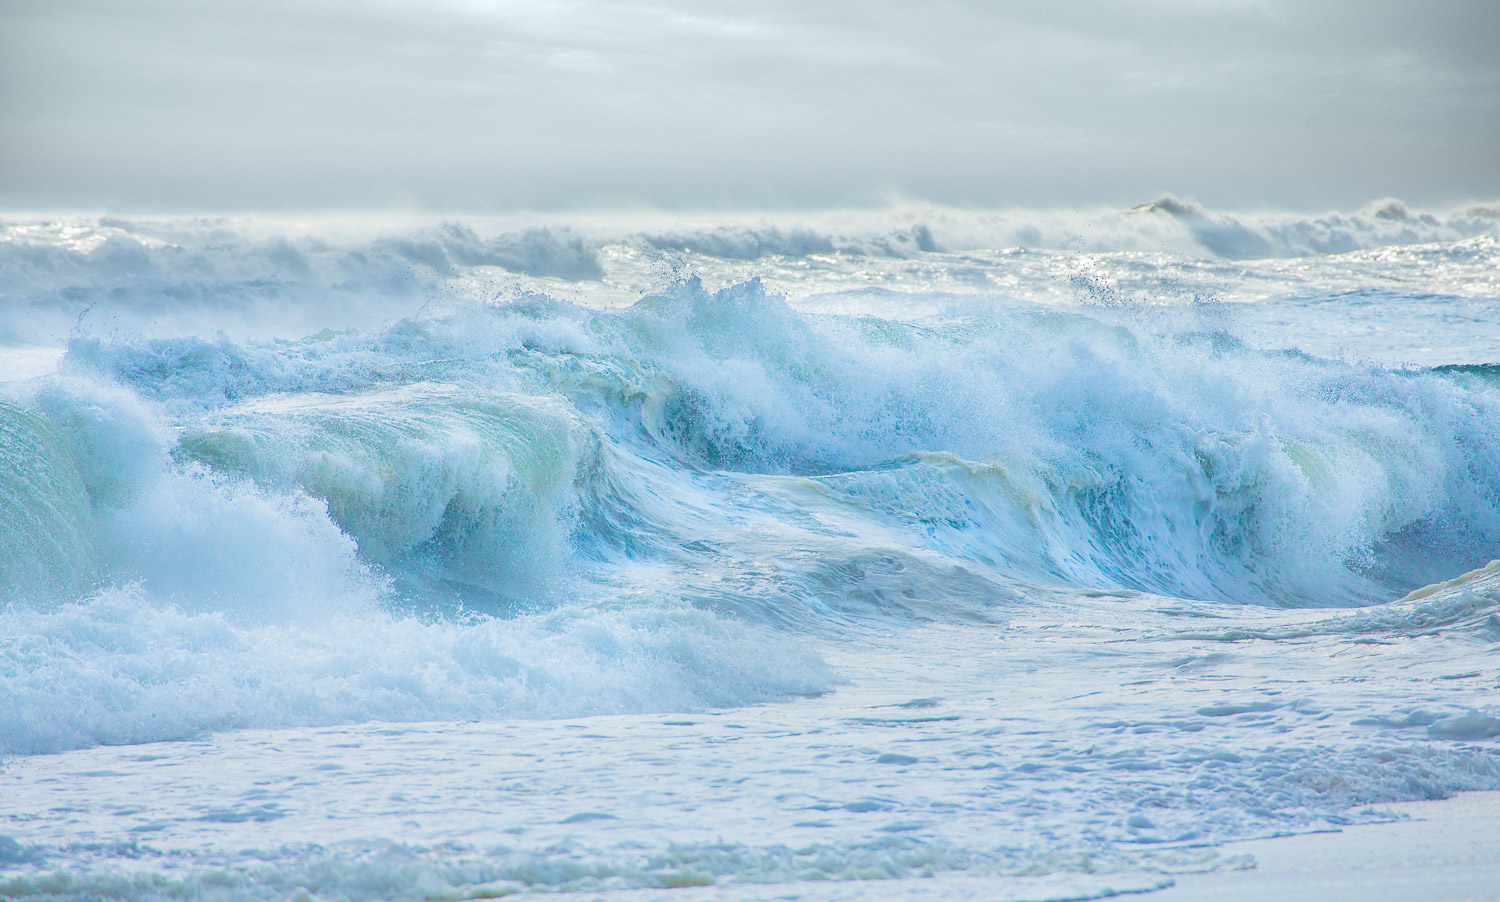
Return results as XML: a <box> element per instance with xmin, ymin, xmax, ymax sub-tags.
<box><xmin>2</xmin><ymin>0</ymin><xmax>1496</xmax><ymax>211</ymax></box>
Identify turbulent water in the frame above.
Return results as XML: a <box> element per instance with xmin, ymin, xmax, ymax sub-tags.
<box><xmin>2</xmin><ymin>199</ymin><xmax>1500</xmax><ymax>900</ymax></box>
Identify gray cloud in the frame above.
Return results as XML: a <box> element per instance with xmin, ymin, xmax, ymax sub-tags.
<box><xmin>2</xmin><ymin>0</ymin><xmax>1496</xmax><ymax>211</ymax></box>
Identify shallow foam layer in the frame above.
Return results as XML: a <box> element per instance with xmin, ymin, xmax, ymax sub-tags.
<box><xmin>0</xmin><ymin>588</ymin><xmax>833</xmax><ymax>757</ymax></box>
<box><xmin>1151</xmin><ymin>791</ymin><xmax>1500</xmax><ymax>902</ymax></box>
<box><xmin>3</xmin><ymin>598</ymin><xmax>1499</xmax><ymax>899</ymax></box>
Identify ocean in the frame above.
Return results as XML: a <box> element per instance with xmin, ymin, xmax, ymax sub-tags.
<box><xmin>2</xmin><ymin>198</ymin><xmax>1499</xmax><ymax>900</ymax></box>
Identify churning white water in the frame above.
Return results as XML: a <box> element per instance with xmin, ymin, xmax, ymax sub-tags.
<box><xmin>2</xmin><ymin>200</ymin><xmax>1499</xmax><ymax>899</ymax></box>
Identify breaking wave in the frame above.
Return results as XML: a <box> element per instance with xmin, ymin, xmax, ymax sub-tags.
<box><xmin>3</xmin><ymin>206</ymin><xmax>1500</xmax><ymax>755</ymax></box>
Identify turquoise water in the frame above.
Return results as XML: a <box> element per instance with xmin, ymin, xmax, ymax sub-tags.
<box><xmin>2</xmin><ymin>203</ymin><xmax>1499</xmax><ymax>899</ymax></box>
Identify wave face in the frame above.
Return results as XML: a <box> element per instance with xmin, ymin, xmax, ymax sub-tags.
<box><xmin>3</xmin><ymin>205</ymin><xmax>1500</xmax><ymax>758</ymax></box>
<box><xmin>44</xmin><ymin>276</ymin><xmax>1500</xmax><ymax>603</ymax></box>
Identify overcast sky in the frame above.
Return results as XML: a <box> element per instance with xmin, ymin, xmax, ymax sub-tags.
<box><xmin>3</xmin><ymin>0</ymin><xmax>1497</xmax><ymax>212</ymax></box>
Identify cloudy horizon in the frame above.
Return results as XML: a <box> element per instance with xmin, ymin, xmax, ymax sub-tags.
<box><xmin>4</xmin><ymin>0</ymin><xmax>1497</xmax><ymax>213</ymax></box>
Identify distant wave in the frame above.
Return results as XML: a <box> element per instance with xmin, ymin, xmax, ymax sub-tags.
<box><xmin>643</xmin><ymin>223</ymin><xmax>937</xmax><ymax>259</ymax></box>
<box><xmin>0</xmin><ymin>219</ymin><xmax>601</xmax><ymax>343</ymax></box>
<box><xmin>4</xmin><ymin>199</ymin><xmax>1495</xmax><ymax>345</ymax></box>
<box><xmin>1113</xmin><ymin>196</ymin><xmax>1500</xmax><ymax>259</ymax></box>
<box><xmin>638</xmin><ymin>198</ymin><xmax>1500</xmax><ymax>261</ymax></box>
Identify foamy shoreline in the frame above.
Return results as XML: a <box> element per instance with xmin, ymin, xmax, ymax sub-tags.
<box><xmin>1151</xmin><ymin>789</ymin><xmax>1500</xmax><ymax>901</ymax></box>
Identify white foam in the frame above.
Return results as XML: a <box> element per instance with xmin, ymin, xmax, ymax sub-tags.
<box><xmin>4</xmin><ymin>212</ymin><xmax>1500</xmax><ymax>898</ymax></box>
<box><xmin>0</xmin><ymin>588</ymin><xmax>833</xmax><ymax>756</ymax></box>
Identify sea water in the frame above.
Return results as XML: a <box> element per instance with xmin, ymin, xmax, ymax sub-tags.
<box><xmin>2</xmin><ymin>199</ymin><xmax>1499</xmax><ymax>899</ymax></box>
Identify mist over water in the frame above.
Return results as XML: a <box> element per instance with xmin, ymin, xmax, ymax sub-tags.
<box><xmin>3</xmin><ymin>200</ymin><xmax>1500</xmax><ymax>899</ymax></box>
